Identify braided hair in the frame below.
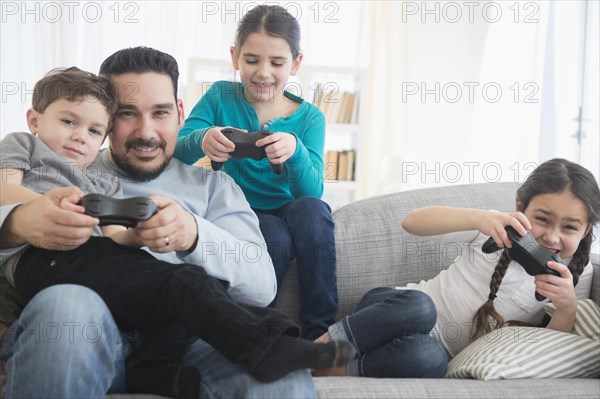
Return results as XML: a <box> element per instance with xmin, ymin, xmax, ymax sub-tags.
<box><xmin>471</xmin><ymin>158</ymin><xmax>600</xmax><ymax>340</ymax></box>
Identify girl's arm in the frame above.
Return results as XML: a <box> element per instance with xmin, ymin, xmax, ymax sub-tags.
<box><xmin>537</xmin><ymin>261</ymin><xmax>578</xmax><ymax>333</ymax></box>
<box><xmin>258</xmin><ymin>111</ymin><xmax>326</xmax><ymax>199</ymax></box>
<box><xmin>402</xmin><ymin>206</ymin><xmax>531</xmax><ymax>249</ymax></box>
<box><xmin>175</xmin><ymin>84</ymin><xmax>221</xmax><ymax>165</ymax></box>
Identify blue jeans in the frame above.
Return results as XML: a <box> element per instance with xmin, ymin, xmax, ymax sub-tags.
<box><xmin>255</xmin><ymin>196</ymin><xmax>338</xmax><ymax>340</ymax></box>
<box><xmin>14</xmin><ymin>237</ymin><xmax>296</xmax><ymax>370</ymax></box>
<box><xmin>0</xmin><ymin>285</ymin><xmax>316</xmax><ymax>398</ymax></box>
<box><xmin>328</xmin><ymin>287</ymin><xmax>447</xmax><ymax>378</ymax></box>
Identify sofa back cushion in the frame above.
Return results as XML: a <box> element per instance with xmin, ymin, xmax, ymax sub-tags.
<box><xmin>277</xmin><ymin>182</ymin><xmax>523</xmax><ymax>322</ymax></box>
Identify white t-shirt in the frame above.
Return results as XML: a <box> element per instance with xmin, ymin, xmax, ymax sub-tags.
<box><xmin>404</xmin><ymin>230</ymin><xmax>593</xmax><ymax>358</ymax></box>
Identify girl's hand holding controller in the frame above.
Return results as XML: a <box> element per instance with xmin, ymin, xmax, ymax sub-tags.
<box><xmin>256</xmin><ymin>132</ymin><xmax>297</xmax><ymax>165</ymax></box>
<box><xmin>535</xmin><ymin>261</ymin><xmax>576</xmax><ymax>310</ymax></box>
<box><xmin>477</xmin><ymin>210</ymin><xmax>531</xmax><ymax>249</ymax></box>
<box><xmin>202</xmin><ymin>127</ymin><xmax>246</xmax><ymax>161</ymax></box>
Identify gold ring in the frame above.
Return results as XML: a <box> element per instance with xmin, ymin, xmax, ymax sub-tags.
<box><xmin>164</xmin><ymin>236</ymin><xmax>170</xmax><ymax>246</ymax></box>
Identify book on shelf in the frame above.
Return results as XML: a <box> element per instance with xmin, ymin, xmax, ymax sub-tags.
<box><xmin>323</xmin><ymin>149</ymin><xmax>356</xmax><ymax>181</ymax></box>
<box><xmin>312</xmin><ymin>83</ymin><xmax>360</xmax><ymax>124</ymax></box>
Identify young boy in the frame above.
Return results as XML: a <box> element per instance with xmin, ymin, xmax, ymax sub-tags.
<box><xmin>0</xmin><ymin>67</ymin><xmax>355</xmax><ymax>397</ymax></box>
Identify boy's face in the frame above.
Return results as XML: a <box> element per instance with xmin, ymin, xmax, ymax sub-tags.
<box><xmin>27</xmin><ymin>98</ymin><xmax>110</xmax><ymax>168</ymax></box>
<box><xmin>109</xmin><ymin>72</ymin><xmax>184</xmax><ymax>181</ymax></box>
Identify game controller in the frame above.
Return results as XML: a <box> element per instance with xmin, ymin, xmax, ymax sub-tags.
<box><xmin>211</xmin><ymin>128</ymin><xmax>283</xmax><ymax>175</ymax></box>
<box><xmin>78</xmin><ymin>193</ymin><xmax>157</xmax><ymax>228</ymax></box>
<box><xmin>482</xmin><ymin>226</ymin><xmax>561</xmax><ymax>301</ymax></box>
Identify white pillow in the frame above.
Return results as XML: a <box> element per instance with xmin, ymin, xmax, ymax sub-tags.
<box><xmin>445</xmin><ymin>300</ymin><xmax>600</xmax><ymax>380</ymax></box>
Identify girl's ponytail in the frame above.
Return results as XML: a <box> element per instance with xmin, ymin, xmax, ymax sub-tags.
<box><xmin>471</xmin><ymin>250</ymin><xmax>511</xmax><ymax>340</ymax></box>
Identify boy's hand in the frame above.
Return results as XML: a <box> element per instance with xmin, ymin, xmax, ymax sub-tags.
<box><xmin>4</xmin><ymin>186</ymin><xmax>98</xmax><ymax>251</ymax></box>
<box><xmin>131</xmin><ymin>195</ymin><xmax>198</xmax><ymax>253</ymax></box>
<box><xmin>478</xmin><ymin>211</ymin><xmax>531</xmax><ymax>249</ymax></box>
<box><xmin>256</xmin><ymin>132</ymin><xmax>297</xmax><ymax>164</ymax></box>
<box><xmin>202</xmin><ymin>127</ymin><xmax>239</xmax><ymax>161</ymax></box>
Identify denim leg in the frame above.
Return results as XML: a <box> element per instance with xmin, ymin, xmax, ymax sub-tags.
<box><xmin>0</xmin><ymin>285</ymin><xmax>125</xmax><ymax>398</ymax></box>
<box><xmin>279</xmin><ymin>197</ymin><xmax>338</xmax><ymax>340</ymax></box>
<box><xmin>356</xmin><ymin>334</ymin><xmax>447</xmax><ymax>378</ymax></box>
<box><xmin>328</xmin><ymin>287</ymin><xmax>447</xmax><ymax>378</ymax></box>
<box><xmin>183</xmin><ymin>338</ymin><xmax>317</xmax><ymax>399</ymax></box>
<box><xmin>255</xmin><ymin>211</ymin><xmax>295</xmax><ymax>301</ymax></box>
<box><xmin>14</xmin><ymin>237</ymin><xmax>297</xmax><ymax>370</ymax></box>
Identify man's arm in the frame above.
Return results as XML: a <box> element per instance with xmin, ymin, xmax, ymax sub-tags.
<box><xmin>0</xmin><ymin>187</ymin><xmax>99</xmax><ymax>251</ymax></box>
<box><xmin>180</xmin><ymin>183</ymin><xmax>277</xmax><ymax>307</ymax></box>
<box><xmin>127</xmin><ymin>167</ymin><xmax>277</xmax><ymax>307</ymax></box>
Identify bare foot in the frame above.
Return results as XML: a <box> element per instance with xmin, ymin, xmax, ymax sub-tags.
<box><xmin>311</xmin><ymin>364</ymin><xmax>347</xmax><ymax>377</ymax></box>
<box><xmin>314</xmin><ymin>332</ymin><xmax>331</xmax><ymax>344</ymax></box>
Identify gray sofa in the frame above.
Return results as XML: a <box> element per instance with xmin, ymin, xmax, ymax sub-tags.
<box><xmin>275</xmin><ymin>182</ymin><xmax>600</xmax><ymax>399</ymax></box>
<box><xmin>3</xmin><ymin>182</ymin><xmax>599</xmax><ymax>398</ymax></box>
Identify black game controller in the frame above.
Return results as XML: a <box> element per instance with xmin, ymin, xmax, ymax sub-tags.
<box><xmin>211</xmin><ymin>128</ymin><xmax>283</xmax><ymax>175</ymax></box>
<box><xmin>79</xmin><ymin>193</ymin><xmax>157</xmax><ymax>228</ymax></box>
<box><xmin>482</xmin><ymin>226</ymin><xmax>561</xmax><ymax>301</ymax></box>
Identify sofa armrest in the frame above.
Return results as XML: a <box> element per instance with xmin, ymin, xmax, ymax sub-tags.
<box><xmin>590</xmin><ymin>253</ymin><xmax>599</xmax><ymax>306</ymax></box>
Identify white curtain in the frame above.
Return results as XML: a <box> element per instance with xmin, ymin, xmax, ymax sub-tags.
<box><xmin>0</xmin><ymin>1</ymin><xmax>237</xmax><ymax>136</ymax></box>
<box><xmin>542</xmin><ymin>0</ymin><xmax>599</xmax><ymax>180</ymax></box>
<box><xmin>368</xmin><ymin>1</ymin><xmax>553</xmax><ymax>195</ymax></box>
<box><xmin>2</xmin><ymin>1</ymin><xmax>597</xmax><ymax>190</ymax></box>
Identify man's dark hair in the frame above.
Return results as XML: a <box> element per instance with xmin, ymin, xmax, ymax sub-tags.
<box><xmin>99</xmin><ymin>46</ymin><xmax>180</xmax><ymax>99</ymax></box>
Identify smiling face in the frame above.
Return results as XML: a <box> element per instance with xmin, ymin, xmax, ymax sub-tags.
<box><xmin>108</xmin><ymin>72</ymin><xmax>184</xmax><ymax>181</ymax></box>
<box><xmin>27</xmin><ymin>98</ymin><xmax>109</xmax><ymax>169</ymax></box>
<box><xmin>520</xmin><ymin>190</ymin><xmax>590</xmax><ymax>260</ymax></box>
<box><xmin>231</xmin><ymin>31</ymin><xmax>302</xmax><ymax>104</ymax></box>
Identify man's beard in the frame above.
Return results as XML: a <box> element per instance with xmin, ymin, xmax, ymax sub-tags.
<box><xmin>110</xmin><ymin>138</ymin><xmax>172</xmax><ymax>182</ymax></box>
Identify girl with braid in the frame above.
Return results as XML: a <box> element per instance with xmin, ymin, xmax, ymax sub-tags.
<box><xmin>314</xmin><ymin>158</ymin><xmax>599</xmax><ymax>378</ymax></box>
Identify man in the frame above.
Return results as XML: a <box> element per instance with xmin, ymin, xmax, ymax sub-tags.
<box><xmin>0</xmin><ymin>47</ymin><xmax>318</xmax><ymax>398</ymax></box>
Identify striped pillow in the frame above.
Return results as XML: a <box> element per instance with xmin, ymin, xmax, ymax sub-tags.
<box><xmin>446</xmin><ymin>301</ymin><xmax>600</xmax><ymax>380</ymax></box>
<box><xmin>543</xmin><ymin>299</ymin><xmax>600</xmax><ymax>340</ymax></box>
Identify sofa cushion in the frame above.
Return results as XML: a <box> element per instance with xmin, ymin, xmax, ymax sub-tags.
<box><xmin>543</xmin><ymin>299</ymin><xmax>600</xmax><ymax>340</ymax></box>
<box><xmin>445</xmin><ymin>300</ymin><xmax>600</xmax><ymax>380</ymax></box>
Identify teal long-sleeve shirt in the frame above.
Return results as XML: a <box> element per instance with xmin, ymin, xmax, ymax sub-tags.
<box><xmin>175</xmin><ymin>81</ymin><xmax>326</xmax><ymax>210</ymax></box>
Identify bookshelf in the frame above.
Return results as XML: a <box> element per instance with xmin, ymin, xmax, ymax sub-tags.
<box><xmin>184</xmin><ymin>58</ymin><xmax>368</xmax><ymax>210</ymax></box>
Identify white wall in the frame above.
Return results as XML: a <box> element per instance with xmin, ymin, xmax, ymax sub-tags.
<box><xmin>1</xmin><ymin>0</ymin><xmax>598</xmax><ymax>189</ymax></box>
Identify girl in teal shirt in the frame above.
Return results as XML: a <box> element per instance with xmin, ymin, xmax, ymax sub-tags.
<box><xmin>175</xmin><ymin>4</ymin><xmax>338</xmax><ymax>340</ymax></box>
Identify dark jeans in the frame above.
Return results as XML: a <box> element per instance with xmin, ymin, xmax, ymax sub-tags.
<box><xmin>330</xmin><ymin>287</ymin><xmax>447</xmax><ymax>378</ymax></box>
<box><xmin>14</xmin><ymin>237</ymin><xmax>297</xmax><ymax>372</ymax></box>
<box><xmin>255</xmin><ymin>196</ymin><xmax>338</xmax><ymax>340</ymax></box>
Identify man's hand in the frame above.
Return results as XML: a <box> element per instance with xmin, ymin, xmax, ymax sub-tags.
<box><xmin>1</xmin><ymin>186</ymin><xmax>99</xmax><ymax>251</ymax></box>
<box><xmin>131</xmin><ymin>195</ymin><xmax>198</xmax><ymax>253</ymax></box>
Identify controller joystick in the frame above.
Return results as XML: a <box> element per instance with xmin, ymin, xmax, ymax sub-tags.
<box><xmin>78</xmin><ymin>194</ymin><xmax>157</xmax><ymax>228</ymax></box>
<box><xmin>482</xmin><ymin>226</ymin><xmax>561</xmax><ymax>301</ymax></box>
<box><xmin>211</xmin><ymin>128</ymin><xmax>284</xmax><ymax>175</ymax></box>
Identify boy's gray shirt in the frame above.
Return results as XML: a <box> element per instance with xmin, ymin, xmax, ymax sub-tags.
<box><xmin>0</xmin><ymin>132</ymin><xmax>118</xmax><ymax>284</ymax></box>
<box><xmin>0</xmin><ymin>132</ymin><xmax>120</xmax><ymax>197</ymax></box>
<box><xmin>0</xmin><ymin>133</ymin><xmax>276</xmax><ymax>307</ymax></box>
